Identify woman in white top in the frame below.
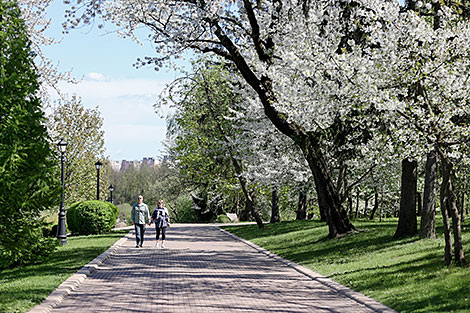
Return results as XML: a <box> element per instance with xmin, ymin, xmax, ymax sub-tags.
<box><xmin>151</xmin><ymin>199</ymin><xmax>170</xmax><ymax>248</ymax></box>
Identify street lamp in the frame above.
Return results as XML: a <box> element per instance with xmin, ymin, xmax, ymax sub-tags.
<box><xmin>57</xmin><ymin>139</ymin><xmax>68</xmax><ymax>245</ymax></box>
<box><xmin>95</xmin><ymin>160</ymin><xmax>103</xmax><ymax>200</ymax></box>
<box><xmin>108</xmin><ymin>184</ymin><xmax>114</xmax><ymax>203</ymax></box>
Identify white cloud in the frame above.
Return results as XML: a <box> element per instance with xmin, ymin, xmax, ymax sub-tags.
<box><xmin>86</xmin><ymin>72</ymin><xmax>107</xmax><ymax>81</ymax></box>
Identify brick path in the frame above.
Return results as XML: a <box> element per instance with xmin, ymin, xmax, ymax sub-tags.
<box><xmin>45</xmin><ymin>224</ymin><xmax>396</xmax><ymax>313</ymax></box>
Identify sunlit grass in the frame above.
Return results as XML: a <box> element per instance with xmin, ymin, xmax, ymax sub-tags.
<box><xmin>0</xmin><ymin>230</ymin><xmax>128</xmax><ymax>313</ymax></box>
<box><xmin>223</xmin><ymin>218</ymin><xmax>470</xmax><ymax>313</ymax></box>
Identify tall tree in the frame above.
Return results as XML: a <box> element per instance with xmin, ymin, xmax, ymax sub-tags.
<box><xmin>48</xmin><ymin>96</ymin><xmax>108</xmax><ymax>204</ymax></box>
<box><xmin>164</xmin><ymin>61</ymin><xmax>264</xmax><ymax>227</ymax></box>
<box><xmin>0</xmin><ymin>0</ymin><xmax>60</xmax><ymax>268</ymax></box>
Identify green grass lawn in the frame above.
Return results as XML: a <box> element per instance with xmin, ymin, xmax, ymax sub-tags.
<box><xmin>0</xmin><ymin>230</ymin><xmax>129</xmax><ymax>313</ymax></box>
<box><xmin>223</xmin><ymin>218</ymin><xmax>470</xmax><ymax>313</ymax></box>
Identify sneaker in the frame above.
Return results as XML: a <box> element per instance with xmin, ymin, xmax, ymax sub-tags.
<box><xmin>155</xmin><ymin>242</ymin><xmax>160</xmax><ymax>248</ymax></box>
<box><xmin>139</xmin><ymin>245</ymin><xmax>143</xmax><ymax>248</ymax></box>
<box><xmin>161</xmin><ymin>244</ymin><xmax>166</xmax><ymax>249</ymax></box>
<box><xmin>136</xmin><ymin>245</ymin><xmax>140</xmax><ymax>248</ymax></box>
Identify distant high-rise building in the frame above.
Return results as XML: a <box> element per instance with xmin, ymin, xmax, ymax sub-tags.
<box><xmin>142</xmin><ymin>157</ymin><xmax>155</xmax><ymax>167</ymax></box>
<box><xmin>110</xmin><ymin>160</ymin><xmax>121</xmax><ymax>172</ymax></box>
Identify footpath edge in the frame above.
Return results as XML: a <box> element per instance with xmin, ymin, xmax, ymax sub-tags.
<box><xmin>27</xmin><ymin>230</ymin><xmax>133</xmax><ymax>313</ymax></box>
<box><xmin>217</xmin><ymin>226</ymin><xmax>398</xmax><ymax>313</ymax></box>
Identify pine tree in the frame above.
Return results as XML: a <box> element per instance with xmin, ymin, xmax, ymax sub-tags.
<box><xmin>0</xmin><ymin>0</ymin><xmax>60</xmax><ymax>268</ymax></box>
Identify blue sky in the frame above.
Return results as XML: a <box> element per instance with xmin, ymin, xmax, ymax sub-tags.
<box><xmin>43</xmin><ymin>0</ymin><xmax>184</xmax><ymax>161</ymax></box>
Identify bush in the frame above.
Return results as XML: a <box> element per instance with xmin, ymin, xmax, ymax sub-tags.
<box><xmin>0</xmin><ymin>219</ymin><xmax>58</xmax><ymax>269</ymax></box>
<box><xmin>67</xmin><ymin>201</ymin><xmax>119</xmax><ymax>235</ymax></box>
<box><xmin>217</xmin><ymin>214</ymin><xmax>231</xmax><ymax>223</ymax></box>
<box><xmin>172</xmin><ymin>195</ymin><xmax>198</xmax><ymax>223</ymax></box>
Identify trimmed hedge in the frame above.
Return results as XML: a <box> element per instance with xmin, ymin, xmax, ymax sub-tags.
<box><xmin>66</xmin><ymin>201</ymin><xmax>119</xmax><ymax>235</ymax></box>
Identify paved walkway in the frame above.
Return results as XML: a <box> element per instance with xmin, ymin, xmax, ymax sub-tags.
<box><xmin>37</xmin><ymin>224</ymin><xmax>397</xmax><ymax>313</ymax></box>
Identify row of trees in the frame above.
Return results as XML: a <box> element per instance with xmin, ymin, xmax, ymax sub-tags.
<box><xmin>62</xmin><ymin>0</ymin><xmax>470</xmax><ymax>267</ymax></box>
<box><xmin>0</xmin><ymin>0</ymin><xmax>108</xmax><ymax>268</ymax></box>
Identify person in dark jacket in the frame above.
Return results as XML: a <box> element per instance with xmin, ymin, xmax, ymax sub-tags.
<box><xmin>151</xmin><ymin>199</ymin><xmax>170</xmax><ymax>248</ymax></box>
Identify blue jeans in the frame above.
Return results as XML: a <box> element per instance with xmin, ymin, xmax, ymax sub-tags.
<box><xmin>134</xmin><ymin>224</ymin><xmax>145</xmax><ymax>246</ymax></box>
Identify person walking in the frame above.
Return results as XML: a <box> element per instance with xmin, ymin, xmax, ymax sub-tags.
<box><xmin>151</xmin><ymin>199</ymin><xmax>170</xmax><ymax>248</ymax></box>
<box><xmin>131</xmin><ymin>195</ymin><xmax>150</xmax><ymax>248</ymax></box>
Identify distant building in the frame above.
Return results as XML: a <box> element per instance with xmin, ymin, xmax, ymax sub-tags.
<box><xmin>142</xmin><ymin>157</ymin><xmax>155</xmax><ymax>167</ymax></box>
<box><xmin>110</xmin><ymin>160</ymin><xmax>121</xmax><ymax>172</ymax></box>
<box><xmin>120</xmin><ymin>160</ymin><xmax>134</xmax><ymax>171</ymax></box>
<box><xmin>112</xmin><ymin>157</ymin><xmax>160</xmax><ymax>172</ymax></box>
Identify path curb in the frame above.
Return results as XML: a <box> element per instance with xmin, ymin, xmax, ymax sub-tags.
<box><xmin>217</xmin><ymin>226</ymin><xmax>398</xmax><ymax>313</ymax></box>
<box><xmin>28</xmin><ymin>231</ymin><xmax>133</xmax><ymax>313</ymax></box>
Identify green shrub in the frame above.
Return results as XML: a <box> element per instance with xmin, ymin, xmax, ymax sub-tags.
<box><xmin>217</xmin><ymin>214</ymin><xmax>231</xmax><ymax>223</ymax></box>
<box><xmin>67</xmin><ymin>201</ymin><xmax>119</xmax><ymax>235</ymax></box>
<box><xmin>172</xmin><ymin>195</ymin><xmax>198</xmax><ymax>223</ymax></box>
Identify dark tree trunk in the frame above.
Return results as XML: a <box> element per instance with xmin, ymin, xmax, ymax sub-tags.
<box><xmin>440</xmin><ymin>158</ymin><xmax>466</xmax><ymax>266</ymax></box>
<box><xmin>417</xmin><ymin>192</ymin><xmax>423</xmax><ymax>216</ymax></box>
<box><xmin>296</xmin><ymin>189</ymin><xmax>308</xmax><ymax>220</ymax></box>
<box><xmin>364</xmin><ymin>195</ymin><xmax>370</xmax><ymax>217</ymax></box>
<box><xmin>369</xmin><ymin>188</ymin><xmax>379</xmax><ymax>220</ymax></box>
<box><xmin>270</xmin><ymin>187</ymin><xmax>280</xmax><ymax>223</ymax></box>
<box><xmin>304</xmin><ymin>143</ymin><xmax>355</xmax><ymax>237</ymax></box>
<box><xmin>394</xmin><ymin>158</ymin><xmax>418</xmax><ymax>238</ymax></box>
<box><xmin>353</xmin><ymin>189</ymin><xmax>360</xmax><ymax>219</ymax></box>
<box><xmin>461</xmin><ymin>191</ymin><xmax>465</xmax><ymax>223</ymax></box>
<box><xmin>347</xmin><ymin>196</ymin><xmax>353</xmax><ymax>218</ymax></box>
<box><xmin>420</xmin><ymin>150</ymin><xmax>437</xmax><ymax>239</ymax></box>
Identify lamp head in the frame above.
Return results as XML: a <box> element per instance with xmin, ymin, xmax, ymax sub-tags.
<box><xmin>95</xmin><ymin>160</ymin><xmax>103</xmax><ymax>170</ymax></box>
<box><xmin>57</xmin><ymin>139</ymin><xmax>67</xmax><ymax>154</ymax></box>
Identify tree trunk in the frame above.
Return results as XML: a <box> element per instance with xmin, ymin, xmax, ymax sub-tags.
<box><xmin>369</xmin><ymin>188</ymin><xmax>379</xmax><ymax>220</ymax></box>
<box><xmin>420</xmin><ymin>150</ymin><xmax>437</xmax><ymax>239</ymax></box>
<box><xmin>304</xmin><ymin>143</ymin><xmax>355</xmax><ymax>237</ymax></box>
<box><xmin>440</xmin><ymin>158</ymin><xmax>466</xmax><ymax>266</ymax></box>
<box><xmin>364</xmin><ymin>195</ymin><xmax>370</xmax><ymax>217</ymax></box>
<box><xmin>270</xmin><ymin>187</ymin><xmax>280</xmax><ymax>223</ymax></box>
<box><xmin>353</xmin><ymin>189</ymin><xmax>360</xmax><ymax>219</ymax></box>
<box><xmin>296</xmin><ymin>189</ymin><xmax>308</xmax><ymax>220</ymax></box>
<box><xmin>394</xmin><ymin>158</ymin><xmax>418</xmax><ymax>238</ymax></box>
<box><xmin>347</xmin><ymin>196</ymin><xmax>353</xmax><ymax>218</ymax></box>
<box><xmin>459</xmin><ymin>187</ymin><xmax>465</xmax><ymax>223</ymax></box>
<box><xmin>417</xmin><ymin>192</ymin><xmax>423</xmax><ymax>216</ymax></box>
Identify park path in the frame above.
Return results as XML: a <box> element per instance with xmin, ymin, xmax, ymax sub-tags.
<box><xmin>44</xmin><ymin>224</ymin><xmax>396</xmax><ymax>313</ymax></box>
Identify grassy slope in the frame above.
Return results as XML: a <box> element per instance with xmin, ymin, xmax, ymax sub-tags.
<box><xmin>0</xmin><ymin>230</ymin><xmax>128</xmax><ymax>313</ymax></box>
<box><xmin>223</xmin><ymin>218</ymin><xmax>470</xmax><ymax>313</ymax></box>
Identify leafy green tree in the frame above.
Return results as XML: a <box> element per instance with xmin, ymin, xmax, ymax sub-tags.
<box><xmin>0</xmin><ymin>0</ymin><xmax>60</xmax><ymax>268</ymax></box>
<box><xmin>48</xmin><ymin>96</ymin><xmax>109</xmax><ymax>204</ymax></box>
<box><xmin>163</xmin><ymin>60</ymin><xmax>264</xmax><ymax>227</ymax></box>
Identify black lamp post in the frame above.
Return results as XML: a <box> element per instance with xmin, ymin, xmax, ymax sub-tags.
<box><xmin>57</xmin><ymin>139</ymin><xmax>68</xmax><ymax>245</ymax></box>
<box><xmin>95</xmin><ymin>160</ymin><xmax>103</xmax><ymax>200</ymax></box>
<box><xmin>108</xmin><ymin>184</ymin><xmax>114</xmax><ymax>203</ymax></box>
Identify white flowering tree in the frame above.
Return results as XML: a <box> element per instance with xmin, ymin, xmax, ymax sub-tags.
<box><xmin>19</xmin><ymin>0</ymin><xmax>76</xmax><ymax>104</ymax></box>
<box><xmin>62</xmin><ymin>0</ymin><xmax>367</xmax><ymax>238</ymax></box>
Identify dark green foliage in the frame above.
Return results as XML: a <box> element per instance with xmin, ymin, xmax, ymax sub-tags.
<box><xmin>0</xmin><ymin>1</ymin><xmax>60</xmax><ymax>269</ymax></box>
<box><xmin>217</xmin><ymin>214</ymin><xmax>231</xmax><ymax>223</ymax></box>
<box><xmin>66</xmin><ymin>201</ymin><xmax>119</xmax><ymax>235</ymax></box>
